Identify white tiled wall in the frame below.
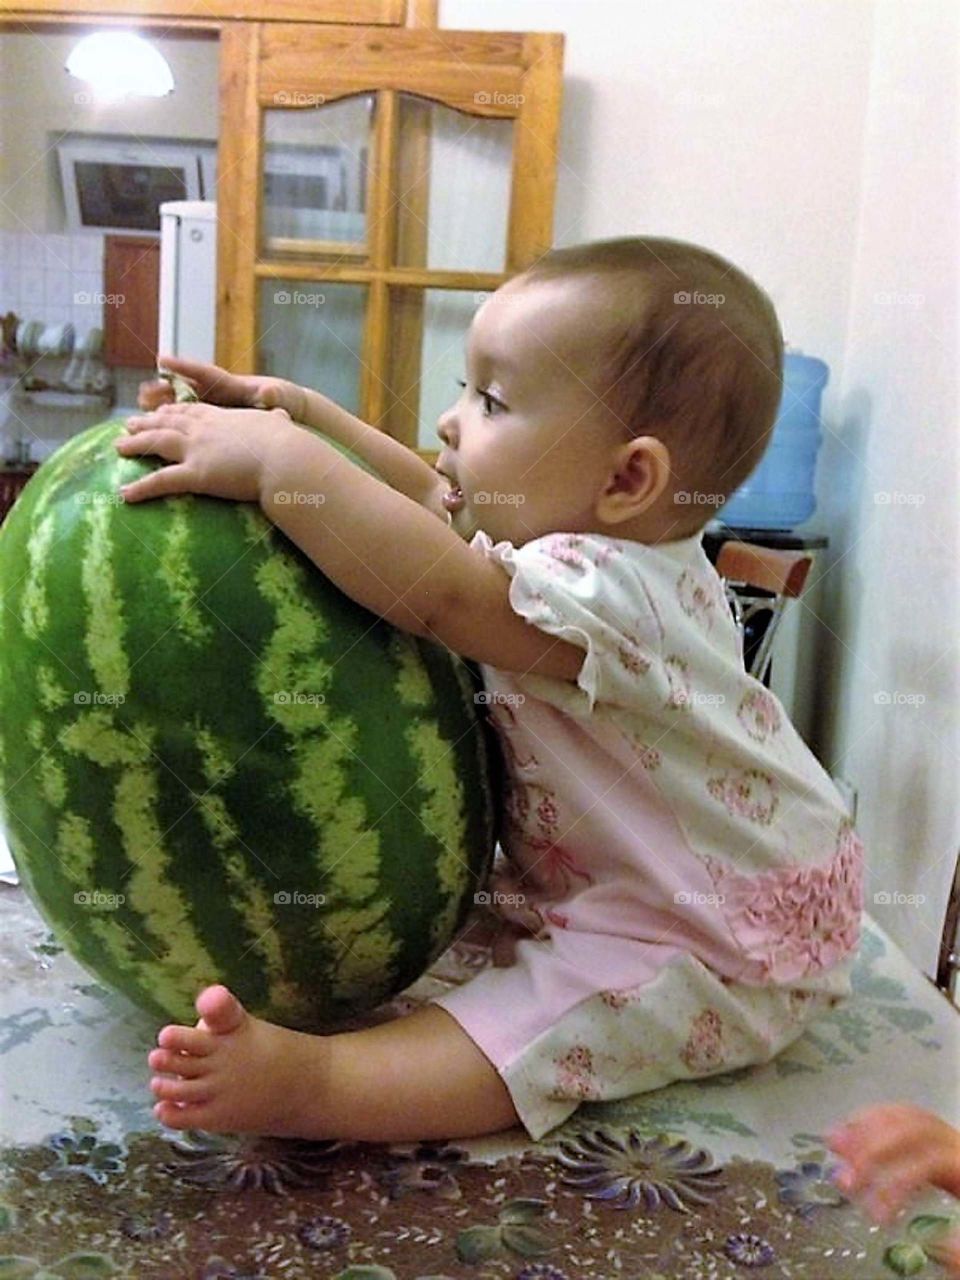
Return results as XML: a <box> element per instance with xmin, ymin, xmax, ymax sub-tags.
<box><xmin>0</xmin><ymin>230</ymin><xmax>154</xmax><ymax>464</ymax></box>
<box><xmin>0</xmin><ymin>230</ymin><xmax>106</xmax><ymax>340</ymax></box>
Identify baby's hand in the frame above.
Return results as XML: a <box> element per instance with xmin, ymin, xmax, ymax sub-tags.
<box><xmin>828</xmin><ymin>1103</ymin><xmax>960</xmax><ymax>1224</ymax></box>
<box><xmin>115</xmin><ymin>401</ymin><xmax>295</xmax><ymax>505</ymax></box>
<box><xmin>137</xmin><ymin>354</ymin><xmax>307</xmax><ymax>421</ymax></box>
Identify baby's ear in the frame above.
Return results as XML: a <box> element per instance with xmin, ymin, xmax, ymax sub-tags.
<box><xmin>593</xmin><ymin>436</ymin><xmax>676</xmax><ymax>529</ymax></box>
<box><xmin>619</xmin><ymin>435</ymin><xmax>673</xmax><ymax>498</ymax></box>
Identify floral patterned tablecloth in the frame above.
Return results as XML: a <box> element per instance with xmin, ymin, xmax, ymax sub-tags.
<box><xmin>1</xmin><ymin>885</ymin><xmax>958</xmax><ymax>1279</ymax></box>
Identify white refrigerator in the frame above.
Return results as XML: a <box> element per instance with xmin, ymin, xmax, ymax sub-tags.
<box><xmin>158</xmin><ymin>200</ymin><xmax>218</xmax><ymax>364</ymax></box>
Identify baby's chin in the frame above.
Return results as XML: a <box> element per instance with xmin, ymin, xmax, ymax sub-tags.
<box><xmin>448</xmin><ymin>504</ymin><xmax>482</xmax><ymax>542</ymax></box>
<box><xmin>450</xmin><ymin>498</ymin><xmax>539</xmax><ymax>546</ymax></box>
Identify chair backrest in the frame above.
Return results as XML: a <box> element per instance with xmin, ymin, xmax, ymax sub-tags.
<box><xmin>715</xmin><ymin>541</ymin><xmax>813</xmax><ymax>599</ymax></box>
<box><xmin>715</xmin><ymin>541</ymin><xmax>814</xmax><ymax>683</ymax></box>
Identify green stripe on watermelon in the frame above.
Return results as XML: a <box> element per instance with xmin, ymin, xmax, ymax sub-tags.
<box><xmin>404</xmin><ymin>639</ymin><xmax>495</xmax><ymax>955</ymax></box>
<box><xmin>389</xmin><ymin>636</ymin><xmax>476</xmax><ymax>956</ymax></box>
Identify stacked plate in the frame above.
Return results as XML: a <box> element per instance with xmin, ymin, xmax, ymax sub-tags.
<box><xmin>63</xmin><ymin>328</ymin><xmax>105</xmax><ymax>391</ymax></box>
<box><xmin>16</xmin><ymin>321</ymin><xmax>76</xmax><ymax>359</ymax></box>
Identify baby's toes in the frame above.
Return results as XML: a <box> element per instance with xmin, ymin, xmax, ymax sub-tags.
<box><xmin>153</xmin><ymin>1099</ymin><xmax>205</xmax><ymax>1130</ymax></box>
<box><xmin>150</xmin><ymin>1074</ymin><xmax>213</xmax><ymax>1105</ymax></box>
<box><xmin>157</xmin><ymin>1024</ymin><xmax>215</xmax><ymax>1056</ymax></box>
<box><xmin>148</xmin><ymin>1048</ymin><xmax>209</xmax><ymax>1078</ymax></box>
<box><xmin>153</xmin><ymin>1097</ymin><xmax>234</xmax><ymax>1131</ymax></box>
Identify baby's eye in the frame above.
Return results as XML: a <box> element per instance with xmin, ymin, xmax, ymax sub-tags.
<box><xmin>480</xmin><ymin>389</ymin><xmax>505</xmax><ymax>417</ymax></box>
<box><xmin>455</xmin><ymin>377</ymin><xmax>506</xmax><ymax>418</ymax></box>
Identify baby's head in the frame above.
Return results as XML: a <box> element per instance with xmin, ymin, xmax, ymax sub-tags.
<box><xmin>435</xmin><ymin>236</ymin><xmax>783</xmax><ymax>546</ymax></box>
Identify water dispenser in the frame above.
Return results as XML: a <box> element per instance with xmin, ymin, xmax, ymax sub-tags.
<box><xmin>719</xmin><ymin>351</ymin><xmax>828</xmax><ymax>532</ymax></box>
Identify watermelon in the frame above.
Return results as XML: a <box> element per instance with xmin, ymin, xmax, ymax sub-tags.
<box><xmin>0</xmin><ymin>417</ymin><xmax>500</xmax><ymax>1032</ymax></box>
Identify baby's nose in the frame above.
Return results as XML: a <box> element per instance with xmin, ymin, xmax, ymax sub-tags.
<box><xmin>437</xmin><ymin>407</ymin><xmax>458</xmax><ymax>446</ymax></box>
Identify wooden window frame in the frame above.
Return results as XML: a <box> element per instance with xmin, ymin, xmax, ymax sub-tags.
<box><xmin>219</xmin><ymin>24</ymin><xmax>563</xmax><ymax>458</ymax></box>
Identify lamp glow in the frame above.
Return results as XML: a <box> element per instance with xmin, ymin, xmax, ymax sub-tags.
<box><xmin>66</xmin><ymin>32</ymin><xmax>174</xmax><ymax>101</ymax></box>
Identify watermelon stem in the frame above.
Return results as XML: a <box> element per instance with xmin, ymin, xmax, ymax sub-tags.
<box><xmin>157</xmin><ymin>367</ymin><xmax>199</xmax><ymax>405</ymax></box>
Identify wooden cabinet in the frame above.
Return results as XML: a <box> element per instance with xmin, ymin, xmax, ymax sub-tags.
<box><xmin>216</xmin><ymin>25</ymin><xmax>563</xmax><ymax>460</ymax></box>
<box><xmin>103</xmin><ymin>236</ymin><xmax>160</xmax><ymax>368</ymax></box>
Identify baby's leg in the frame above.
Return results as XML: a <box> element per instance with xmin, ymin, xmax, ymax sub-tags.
<box><xmin>148</xmin><ymin>983</ymin><xmax>519</xmax><ymax>1143</ymax></box>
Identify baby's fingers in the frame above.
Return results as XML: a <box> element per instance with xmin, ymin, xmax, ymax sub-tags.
<box><xmin>928</xmin><ymin>1227</ymin><xmax>960</xmax><ymax>1277</ymax></box>
<box><xmin>115</xmin><ymin>426</ymin><xmax>186</xmax><ymax>462</ymax></box>
<box><xmin>119</xmin><ymin>463</ymin><xmax>191</xmax><ymax>504</ymax></box>
<box><xmin>157</xmin><ymin>353</ymin><xmax>250</xmax><ymax>407</ymax></box>
<box><xmin>137</xmin><ymin>380</ymin><xmax>176</xmax><ymax>411</ymax></box>
<box><xmin>251</xmin><ymin>384</ymin><xmax>289</xmax><ymax>414</ymax></box>
<box><xmin>123</xmin><ymin>406</ymin><xmax>190</xmax><ymax>435</ymax></box>
<box><xmin>251</xmin><ymin>380</ymin><xmax>304</xmax><ymax>421</ymax></box>
<box><xmin>828</xmin><ymin>1104</ymin><xmax>936</xmax><ymax>1175</ymax></box>
<box><xmin>859</xmin><ymin>1157</ymin><xmax>938</xmax><ymax>1223</ymax></box>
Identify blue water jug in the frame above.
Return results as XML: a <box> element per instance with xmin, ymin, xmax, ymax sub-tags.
<box><xmin>720</xmin><ymin>351</ymin><xmax>828</xmax><ymax>531</ymax></box>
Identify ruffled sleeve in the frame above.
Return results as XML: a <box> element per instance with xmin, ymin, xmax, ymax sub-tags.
<box><xmin>470</xmin><ymin>529</ymin><xmax>663</xmax><ymax>716</ymax></box>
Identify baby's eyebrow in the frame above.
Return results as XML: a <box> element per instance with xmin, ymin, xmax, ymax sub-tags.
<box><xmin>467</xmin><ymin>345</ymin><xmax>519</xmax><ymax>376</ymax></box>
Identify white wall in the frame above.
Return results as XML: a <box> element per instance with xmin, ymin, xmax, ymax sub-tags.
<box><xmin>440</xmin><ymin>0</ymin><xmax>959</xmax><ymax>974</ymax></box>
<box><xmin>819</xmin><ymin>0</ymin><xmax>959</xmax><ymax>972</ymax></box>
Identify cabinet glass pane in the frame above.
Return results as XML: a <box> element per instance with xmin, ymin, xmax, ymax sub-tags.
<box><xmin>261</xmin><ymin>95</ymin><xmax>373</xmax><ymax>262</ymax></box>
<box><xmin>383</xmin><ymin>288</ymin><xmax>486</xmax><ymax>450</ymax></box>
<box><xmin>394</xmin><ymin>95</ymin><xmax>513</xmax><ymax>273</ymax></box>
<box><xmin>258</xmin><ymin>280</ymin><xmax>365</xmax><ymax>417</ymax></box>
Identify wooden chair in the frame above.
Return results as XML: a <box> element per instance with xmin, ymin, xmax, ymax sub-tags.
<box><xmin>715</xmin><ymin>540</ymin><xmax>815</xmax><ymax>683</ymax></box>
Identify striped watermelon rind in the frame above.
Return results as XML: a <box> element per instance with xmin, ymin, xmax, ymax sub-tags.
<box><xmin>0</xmin><ymin>418</ymin><xmax>499</xmax><ymax>1031</ymax></box>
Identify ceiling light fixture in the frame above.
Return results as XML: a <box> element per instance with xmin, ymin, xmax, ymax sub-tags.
<box><xmin>66</xmin><ymin>32</ymin><xmax>175</xmax><ymax>101</ymax></box>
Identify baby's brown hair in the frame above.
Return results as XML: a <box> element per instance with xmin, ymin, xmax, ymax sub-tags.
<box><xmin>521</xmin><ymin>237</ymin><xmax>784</xmax><ymax>529</ymax></box>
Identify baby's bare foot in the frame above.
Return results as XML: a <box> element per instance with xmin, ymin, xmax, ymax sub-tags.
<box><xmin>147</xmin><ymin>984</ymin><xmax>334</xmax><ymax>1137</ymax></box>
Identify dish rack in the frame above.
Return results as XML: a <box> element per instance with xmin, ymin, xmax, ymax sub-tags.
<box><xmin>0</xmin><ymin>314</ymin><xmax>116</xmax><ymax>468</ymax></box>
<box><xmin>1</xmin><ymin>314</ymin><xmax>115</xmax><ymax>405</ymax></box>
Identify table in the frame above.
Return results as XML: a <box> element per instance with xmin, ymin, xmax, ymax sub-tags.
<box><xmin>1</xmin><ymin>884</ymin><xmax>958</xmax><ymax>1278</ymax></box>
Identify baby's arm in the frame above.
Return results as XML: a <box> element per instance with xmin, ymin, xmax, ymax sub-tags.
<box><xmin>257</xmin><ymin>434</ymin><xmax>585</xmax><ymax>681</ymax></box>
<box><xmin>133</xmin><ymin>363</ymin><xmax>583</xmax><ymax>681</ymax></box>
<box><xmin>289</xmin><ymin>382</ymin><xmax>448</xmax><ymax>520</ymax></box>
<box><xmin>828</xmin><ymin>1103</ymin><xmax>960</xmax><ymax>1221</ymax></box>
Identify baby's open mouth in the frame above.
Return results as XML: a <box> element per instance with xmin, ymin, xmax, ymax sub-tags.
<box><xmin>442</xmin><ymin>484</ymin><xmax>465</xmax><ymax>513</ymax></box>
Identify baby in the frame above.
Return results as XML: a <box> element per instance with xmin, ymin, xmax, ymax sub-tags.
<box><xmin>124</xmin><ymin>236</ymin><xmax>865</xmax><ymax>1143</ymax></box>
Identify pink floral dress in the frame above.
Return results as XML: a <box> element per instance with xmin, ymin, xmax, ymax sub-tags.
<box><xmin>432</xmin><ymin>529</ymin><xmax>865</xmax><ymax>1140</ymax></box>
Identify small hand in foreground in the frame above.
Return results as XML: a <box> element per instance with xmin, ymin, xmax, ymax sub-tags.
<box><xmin>115</xmin><ymin>400</ymin><xmax>298</xmax><ymax>504</ymax></box>
<box><xmin>828</xmin><ymin>1103</ymin><xmax>960</xmax><ymax>1274</ymax></box>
